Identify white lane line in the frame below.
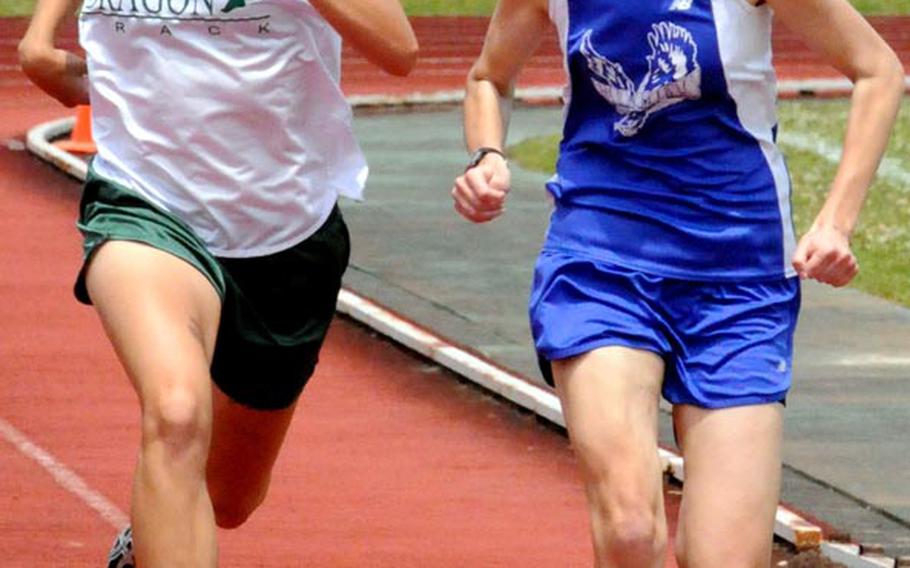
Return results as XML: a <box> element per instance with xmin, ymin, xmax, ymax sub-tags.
<box><xmin>781</xmin><ymin>131</ymin><xmax>910</xmax><ymax>190</ymax></box>
<box><xmin>0</xmin><ymin>417</ymin><xmax>129</xmax><ymax>529</ymax></box>
<box><xmin>832</xmin><ymin>354</ymin><xmax>910</xmax><ymax>367</ymax></box>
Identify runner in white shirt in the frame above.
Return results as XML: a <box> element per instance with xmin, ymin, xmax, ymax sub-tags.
<box><xmin>19</xmin><ymin>2</ymin><xmax>417</xmax><ymax>566</ymax></box>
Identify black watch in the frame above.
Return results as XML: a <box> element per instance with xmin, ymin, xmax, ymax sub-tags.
<box><xmin>466</xmin><ymin>147</ymin><xmax>506</xmax><ymax>171</ymax></box>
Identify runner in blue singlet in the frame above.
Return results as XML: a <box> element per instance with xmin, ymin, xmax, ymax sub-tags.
<box><xmin>453</xmin><ymin>0</ymin><xmax>902</xmax><ymax>565</ymax></box>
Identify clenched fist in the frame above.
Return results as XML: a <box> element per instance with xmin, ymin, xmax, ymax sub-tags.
<box><xmin>792</xmin><ymin>224</ymin><xmax>859</xmax><ymax>287</ymax></box>
<box><xmin>451</xmin><ymin>152</ymin><xmax>511</xmax><ymax>223</ymax></box>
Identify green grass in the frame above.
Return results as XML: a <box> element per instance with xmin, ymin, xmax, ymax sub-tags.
<box><xmin>853</xmin><ymin>0</ymin><xmax>910</xmax><ymax>14</ymax></box>
<box><xmin>0</xmin><ymin>0</ymin><xmax>37</xmax><ymax>17</ymax></box>
<box><xmin>508</xmin><ymin>98</ymin><xmax>910</xmax><ymax>307</ymax></box>
<box><xmin>509</xmin><ymin>134</ymin><xmax>561</xmax><ymax>175</ymax></box>
<box><xmin>400</xmin><ymin>0</ymin><xmax>496</xmax><ymax>16</ymax></box>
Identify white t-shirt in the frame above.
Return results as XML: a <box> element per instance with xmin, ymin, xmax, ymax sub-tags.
<box><xmin>79</xmin><ymin>0</ymin><xmax>368</xmax><ymax>257</ymax></box>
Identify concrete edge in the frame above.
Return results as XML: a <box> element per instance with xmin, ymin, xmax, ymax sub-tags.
<box><xmin>25</xmin><ymin>118</ymin><xmax>897</xmax><ymax>567</ymax></box>
<box><xmin>25</xmin><ymin>116</ymin><xmax>86</xmax><ymax>179</ymax></box>
<box><xmin>347</xmin><ymin>77</ymin><xmax>910</xmax><ymax>108</ymax></box>
<box><xmin>821</xmin><ymin>543</ymin><xmax>897</xmax><ymax>568</ymax></box>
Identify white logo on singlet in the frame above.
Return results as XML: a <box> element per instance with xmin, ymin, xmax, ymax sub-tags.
<box><xmin>669</xmin><ymin>0</ymin><xmax>694</xmax><ymax>11</ymax></box>
<box><xmin>580</xmin><ymin>23</ymin><xmax>702</xmax><ymax>137</ymax></box>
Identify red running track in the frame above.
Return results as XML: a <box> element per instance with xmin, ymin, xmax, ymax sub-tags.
<box><xmin>0</xmin><ymin>95</ymin><xmax>690</xmax><ymax>566</ymax></box>
<box><xmin>1</xmin><ymin>13</ymin><xmax>882</xmax><ymax>565</ymax></box>
<box><xmin>1</xmin><ymin>16</ymin><xmax>909</xmax><ymax>96</ymax></box>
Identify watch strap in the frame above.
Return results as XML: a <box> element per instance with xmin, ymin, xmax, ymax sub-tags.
<box><xmin>466</xmin><ymin>147</ymin><xmax>506</xmax><ymax>171</ymax></box>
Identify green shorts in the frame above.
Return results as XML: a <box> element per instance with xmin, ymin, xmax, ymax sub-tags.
<box><xmin>75</xmin><ymin>169</ymin><xmax>350</xmax><ymax>410</ymax></box>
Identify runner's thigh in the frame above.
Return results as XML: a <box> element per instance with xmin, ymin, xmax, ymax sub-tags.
<box><xmin>673</xmin><ymin>403</ymin><xmax>783</xmax><ymax>568</ymax></box>
<box><xmin>85</xmin><ymin>240</ymin><xmax>221</xmax><ymax>401</ymax></box>
<box><xmin>553</xmin><ymin>347</ymin><xmax>665</xmax><ymax>506</ymax></box>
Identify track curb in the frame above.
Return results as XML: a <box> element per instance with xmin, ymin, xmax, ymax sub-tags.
<box><xmin>26</xmin><ymin>117</ymin><xmax>898</xmax><ymax>568</ymax></box>
<box><xmin>348</xmin><ymin>77</ymin><xmax>910</xmax><ymax>108</ymax></box>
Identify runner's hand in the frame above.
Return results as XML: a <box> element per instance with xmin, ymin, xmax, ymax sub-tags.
<box><xmin>452</xmin><ymin>153</ymin><xmax>511</xmax><ymax>223</ymax></box>
<box><xmin>792</xmin><ymin>225</ymin><xmax>859</xmax><ymax>287</ymax></box>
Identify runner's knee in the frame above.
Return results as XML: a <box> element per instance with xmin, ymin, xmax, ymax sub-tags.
<box><xmin>585</xmin><ymin>479</ymin><xmax>665</xmax><ymax>560</ymax></box>
<box><xmin>141</xmin><ymin>382</ymin><xmax>211</xmax><ymax>462</ymax></box>
<box><xmin>606</xmin><ymin>505</ymin><xmax>662</xmax><ymax>543</ymax></box>
<box><xmin>604</xmin><ymin>508</ymin><xmax>665</xmax><ymax>563</ymax></box>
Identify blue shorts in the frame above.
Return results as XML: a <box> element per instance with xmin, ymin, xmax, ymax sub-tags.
<box><xmin>529</xmin><ymin>250</ymin><xmax>801</xmax><ymax>409</ymax></box>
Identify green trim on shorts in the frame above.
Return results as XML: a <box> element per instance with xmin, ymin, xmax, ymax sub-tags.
<box><xmin>75</xmin><ymin>165</ymin><xmax>227</xmax><ymax>304</ymax></box>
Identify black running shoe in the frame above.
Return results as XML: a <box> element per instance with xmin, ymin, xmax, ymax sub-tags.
<box><xmin>106</xmin><ymin>526</ymin><xmax>135</xmax><ymax>568</ymax></box>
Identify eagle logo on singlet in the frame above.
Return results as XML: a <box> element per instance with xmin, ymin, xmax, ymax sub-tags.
<box><xmin>580</xmin><ymin>22</ymin><xmax>702</xmax><ymax>137</ymax></box>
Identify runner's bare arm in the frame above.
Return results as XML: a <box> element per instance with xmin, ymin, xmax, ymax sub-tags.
<box><xmin>464</xmin><ymin>0</ymin><xmax>550</xmax><ymax>154</ymax></box>
<box><xmin>310</xmin><ymin>0</ymin><xmax>418</xmax><ymax>77</ymax></box>
<box><xmin>772</xmin><ymin>0</ymin><xmax>904</xmax><ymax>286</ymax></box>
<box><xmin>452</xmin><ymin>0</ymin><xmax>551</xmax><ymax>223</ymax></box>
<box><xmin>18</xmin><ymin>0</ymin><xmax>88</xmax><ymax>107</ymax></box>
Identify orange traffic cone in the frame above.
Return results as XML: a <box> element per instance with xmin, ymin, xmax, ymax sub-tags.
<box><xmin>55</xmin><ymin>104</ymin><xmax>97</xmax><ymax>154</ymax></box>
